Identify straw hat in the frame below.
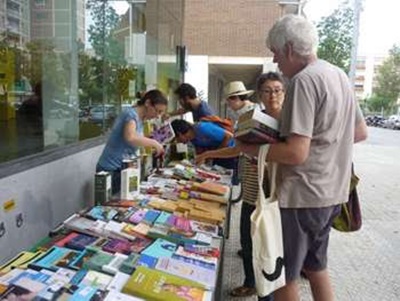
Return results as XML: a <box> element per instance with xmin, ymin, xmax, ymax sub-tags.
<box><xmin>224</xmin><ymin>81</ymin><xmax>254</xmax><ymax>98</ymax></box>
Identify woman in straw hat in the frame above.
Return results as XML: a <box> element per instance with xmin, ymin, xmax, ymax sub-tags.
<box><xmin>196</xmin><ymin>73</ymin><xmax>285</xmax><ymax>299</ymax></box>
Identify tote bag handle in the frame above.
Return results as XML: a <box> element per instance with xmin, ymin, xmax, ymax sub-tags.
<box><xmin>257</xmin><ymin>145</ymin><xmax>277</xmax><ymax>208</ymax></box>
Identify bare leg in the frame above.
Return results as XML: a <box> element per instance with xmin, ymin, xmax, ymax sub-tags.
<box><xmin>273</xmin><ymin>280</ymin><xmax>300</xmax><ymax>301</ymax></box>
<box><xmin>304</xmin><ymin>269</ymin><xmax>334</xmax><ymax>301</ymax></box>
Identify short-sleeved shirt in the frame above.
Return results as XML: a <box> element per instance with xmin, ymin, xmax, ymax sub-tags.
<box><xmin>192</xmin><ymin>101</ymin><xmax>215</xmax><ymax>121</ymax></box>
<box><xmin>191</xmin><ymin>121</ymin><xmax>235</xmax><ymax>150</ymax></box>
<box><xmin>97</xmin><ymin>107</ymin><xmax>143</xmax><ymax>171</ymax></box>
<box><xmin>277</xmin><ymin>59</ymin><xmax>356</xmax><ymax>208</ymax></box>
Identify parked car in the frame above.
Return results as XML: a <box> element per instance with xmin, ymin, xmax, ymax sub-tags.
<box><xmin>89</xmin><ymin>105</ymin><xmax>116</xmax><ymax>123</ymax></box>
<box><xmin>383</xmin><ymin>115</ymin><xmax>400</xmax><ymax>130</ymax></box>
<box><xmin>365</xmin><ymin>115</ymin><xmax>386</xmax><ymax>127</ymax></box>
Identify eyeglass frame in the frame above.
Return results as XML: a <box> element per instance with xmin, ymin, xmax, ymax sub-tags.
<box><xmin>260</xmin><ymin>88</ymin><xmax>283</xmax><ymax>95</ymax></box>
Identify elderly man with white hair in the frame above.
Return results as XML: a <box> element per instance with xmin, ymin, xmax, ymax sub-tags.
<box><xmin>239</xmin><ymin>14</ymin><xmax>368</xmax><ymax>301</ymax></box>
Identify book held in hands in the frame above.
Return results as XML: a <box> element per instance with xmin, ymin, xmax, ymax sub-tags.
<box><xmin>235</xmin><ymin>108</ymin><xmax>280</xmax><ymax>144</ymax></box>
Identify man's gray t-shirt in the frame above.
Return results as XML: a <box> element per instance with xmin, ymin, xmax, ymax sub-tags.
<box><xmin>277</xmin><ymin>59</ymin><xmax>356</xmax><ymax>208</ymax></box>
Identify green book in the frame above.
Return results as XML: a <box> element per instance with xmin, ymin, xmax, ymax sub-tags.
<box><xmin>122</xmin><ymin>266</ymin><xmax>209</xmax><ymax>301</ymax></box>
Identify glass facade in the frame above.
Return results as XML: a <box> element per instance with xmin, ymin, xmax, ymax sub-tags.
<box><xmin>0</xmin><ymin>0</ymin><xmax>184</xmax><ymax>165</ymax></box>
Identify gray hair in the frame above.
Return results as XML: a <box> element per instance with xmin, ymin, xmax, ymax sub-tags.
<box><xmin>266</xmin><ymin>14</ymin><xmax>318</xmax><ymax>57</ymax></box>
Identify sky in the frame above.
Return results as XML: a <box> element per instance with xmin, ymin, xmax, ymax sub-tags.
<box><xmin>304</xmin><ymin>0</ymin><xmax>400</xmax><ymax>56</ymax></box>
<box><xmin>109</xmin><ymin>0</ymin><xmax>400</xmax><ymax>57</ymax></box>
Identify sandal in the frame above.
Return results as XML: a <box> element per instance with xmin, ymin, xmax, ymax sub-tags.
<box><xmin>230</xmin><ymin>286</ymin><xmax>256</xmax><ymax>297</ymax></box>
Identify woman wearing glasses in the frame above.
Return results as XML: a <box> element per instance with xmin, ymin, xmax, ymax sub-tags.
<box><xmin>96</xmin><ymin>89</ymin><xmax>168</xmax><ymax>195</ymax></box>
<box><xmin>196</xmin><ymin>72</ymin><xmax>285</xmax><ymax>299</ymax></box>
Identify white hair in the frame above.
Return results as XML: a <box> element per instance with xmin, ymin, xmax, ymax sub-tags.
<box><xmin>266</xmin><ymin>14</ymin><xmax>318</xmax><ymax>57</ymax></box>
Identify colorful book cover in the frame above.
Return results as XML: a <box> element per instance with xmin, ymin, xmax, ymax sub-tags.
<box><xmin>28</xmin><ymin>246</ymin><xmax>74</xmax><ymax>272</ymax></box>
<box><xmin>150</xmin><ymin>122</ymin><xmax>176</xmax><ymax>145</ymax></box>
<box><xmin>102</xmin><ymin>238</ymin><xmax>133</xmax><ymax>255</ymax></box>
<box><xmin>183</xmin><ymin>244</ymin><xmax>220</xmax><ymax>258</ymax></box>
<box><xmin>122</xmin><ymin>266</ymin><xmax>207</xmax><ymax>301</ymax></box>
<box><xmin>234</xmin><ymin>127</ymin><xmax>279</xmax><ymax>144</ymax></box>
<box><xmin>86</xmin><ymin>206</ymin><xmax>119</xmax><ymax>221</ymax></box>
<box><xmin>68</xmin><ymin>284</ymin><xmax>100</xmax><ymax>301</ymax></box>
<box><xmin>69</xmin><ymin>249</ymin><xmax>97</xmax><ymax>270</ymax></box>
<box><xmin>0</xmin><ymin>284</ymin><xmax>36</xmax><ymax>300</ymax></box>
<box><xmin>141</xmin><ymin>238</ymin><xmax>177</xmax><ymax>259</ymax></box>
<box><xmin>130</xmin><ymin>236</ymin><xmax>153</xmax><ymax>254</ymax></box>
<box><xmin>54</xmin><ymin>232</ymin><xmax>80</xmax><ymax>247</ymax></box>
<box><xmin>121</xmin><ymin>167</ymin><xmax>141</xmax><ymax>200</ymax></box>
<box><xmin>54</xmin><ymin>249</ymin><xmax>83</xmax><ymax>270</ymax></box>
<box><xmin>174</xmin><ymin>246</ymin><xmax>218</xmax><ymax>268</ymax></box>
<box><xmin>0</xmin><ymin>251</ymin><xmax>45</xmax><ymax>274</ymax></box>
<box><xmin>65</xmin><ymin>233</ymin><xmax>98</xmax><ymax>251</ymax></box>
<box><xmin>142</xmin><ymin>209</ymin><xmax>161</xmax><ymax>225</ymax></box>
<box><xmin>136</xmin><ymin>254</ymin><xmax>158</xmax><ymax>269</ymax></box>
<box><xmin>128</xmin><ymin>208</ymin><xmax>148</xmax><ymax>224</ymax></box>
<box><xmin>189</xmin><ymin>221</ymin><xmax>219</xmax><ymax>237</ymax></box>
<box><xmin>82</xmin><ymin>251</ymin><xmax>114</xmax><ymax>273</ymax></box>
<box><xmin>155</xmin><ymin>257</ymin><xmax>216</xmax><ymax>289</ymax></box>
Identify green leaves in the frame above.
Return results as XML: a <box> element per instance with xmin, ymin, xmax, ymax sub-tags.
<box><xmin>316</xmin><ymin>2</ymin><xmax>354</xmax><ymax>73</ymax></box>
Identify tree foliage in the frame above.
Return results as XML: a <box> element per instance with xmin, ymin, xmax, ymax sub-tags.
<box><xmin>372</xmin><ymin>45</ymin><xmax>400</xmax><ymax>112</ymax></box>
<box><xmin>316</xmin><ymin>1</ymin><xmax>354</xmax><ymax>73</ymax></box>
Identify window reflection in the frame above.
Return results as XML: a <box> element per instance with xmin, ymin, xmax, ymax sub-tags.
<box><xmin>0</xmin><ymin>0</ymin><xmax>183</xmax><ymax>165</ymax></box>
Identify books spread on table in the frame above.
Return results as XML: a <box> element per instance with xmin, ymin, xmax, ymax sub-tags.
<box><xmin>235</xmin><ymin>108</ymin><xmax>280</xmax><ymax>144</ymax></box>
<box><xmin>0</xmin><ymin>160</ymin><xmax>234</xmax><ymax>301</ymax></box>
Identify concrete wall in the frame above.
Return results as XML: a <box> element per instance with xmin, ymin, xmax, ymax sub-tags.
<box><xmin>0</xmin><ymin>144</ymin><xmax>104</xmax><ymax>264</ymax></box>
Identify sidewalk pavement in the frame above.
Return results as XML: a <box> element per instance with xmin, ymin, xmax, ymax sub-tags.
<box><xmin>222</xmin><ymin>142</ymin><xmax>400</xmax><ymax>301</ymax></box>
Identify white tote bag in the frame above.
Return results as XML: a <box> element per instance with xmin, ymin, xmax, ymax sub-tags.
<box><xmin>251</xmin><ymin>144</ymin><xmax>285</xmax><ymax>297</ymax></box>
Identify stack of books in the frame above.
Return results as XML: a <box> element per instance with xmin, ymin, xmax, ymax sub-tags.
<box><xmin>234</xmin><ymin>108</ymin><xmax>280</xmax><ymax>144</ymax></box>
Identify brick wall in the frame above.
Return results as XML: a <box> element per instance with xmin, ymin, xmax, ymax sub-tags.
<box><xmin>183</xmin><ymin>0</ymin><xmax>285</xmax><ymax>57</ymax></box>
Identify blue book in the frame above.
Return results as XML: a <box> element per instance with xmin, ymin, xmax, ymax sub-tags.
<box><xmin>141</xmin><ymin>238</ymin><xmax>177</xmax><ymax>259</ymax></box>
<box><xmin>69</xmin><ymin>284</ymin><xmax>99</xmax><ymax>301</ymax></box>
<box><xmin>28</xmin><ymin>246</ymin><xmax>73</xmax><ymax>272</ymax></box>
<box><xmin>142</xmin><ymin>209</ymin><xmax>161</xmax><ymax>225</ymax></box>
<box><xmin>65</xmin><ymin>233</ymin><xmax>98</xmax><ymax>251</ymax></box>
<box><xmin>154</xmin><ymin>211</ymin><xmax>171</xmax><ymax>226</ymax></box>
<box><xmin>136</xmin><ymin>254</ymin><xmax>158</xmax><ymax>268</ymax></box>
<box><xmin>85</xmin><ymin>206</ymin><xmax>118</xmax><ymax>221</ymax></box>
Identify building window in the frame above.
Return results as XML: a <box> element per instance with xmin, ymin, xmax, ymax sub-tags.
<box><xmin>35</xmin><ymin>0</ymin><xmax>46</xmax><ymax>7</ymax></box>
<box><xmin>0</xmin><ymin>0</ymin><xmax>184</xmax><ymax>166</ymax></box>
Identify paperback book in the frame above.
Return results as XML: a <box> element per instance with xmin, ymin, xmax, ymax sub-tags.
<box><xmin>235</xmin><ymin>108</ymin><xmax>280</xmax><ymax>144</ymax></box>
<box><xmin>150</xmin><ymin>122</ymin><xmax>176</xmax><ymax>145</ymax></box>
<box><xmin>155</xmin><ymin>257</ymin><xmax>216</xmax><ymax>289</ymax></box>
<box><xmin>121</xmin><ymin>166</ymin><xmax>141</xmax><ymax>200</ymax></box>
<box><xmin>141</xmin><ymin>238</ymin><xmax>177</xmax><ymax>259</ymax></box>
<box><xmin>122</xmin><ymin>266</ymin><xmax>208</xmax><ymax>301</ymax></box>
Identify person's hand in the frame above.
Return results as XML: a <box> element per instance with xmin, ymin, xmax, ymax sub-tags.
<box><xmin>195</xmin><ymin>152</ymin><xmax>209</xmax><ymax>165</ymax></box>
<box><xmin>161</xmin><ymin>113</ymin><xmax>170</xmax><ymax>122</ymax></box>
<box><xmin>236</xmin><ymin>140</ymin><xmax>260</xmax><ymax>157</ymax></box>
<box><xmin>153</xmin><ymin>141</ymin><xmax>164</xmax><ymax>157</ymax></box>
<box><xmin>176</xmin><ymin>107</ymin><xmax>186</xmax><ymax>115</ymax></box>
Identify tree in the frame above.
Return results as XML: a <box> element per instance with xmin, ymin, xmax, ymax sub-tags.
<box><xmin>85</xmin><ymin>0</ymin><xmax>126</xmax><ymax>104</ymax></box>
<box><xmin>316</xmin><ymin>1</ymin><xmax>354</xmax><ymax>73</ymax></box>
<box><xmin>373</xmin><ymin>45</ymin><xmax>400</xmax><ymax>112</ymax></box>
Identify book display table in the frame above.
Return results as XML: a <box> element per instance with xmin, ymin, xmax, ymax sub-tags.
<box><xmin>0</xmin><ymin>161</ymin><xmax>233</xmax><ymax>301</ymax></box>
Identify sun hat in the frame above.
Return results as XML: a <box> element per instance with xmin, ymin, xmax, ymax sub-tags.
<box><xmin>224</xmin><ymin>81</ymin><xmax>254</xmax><ymax>98</ymax></box>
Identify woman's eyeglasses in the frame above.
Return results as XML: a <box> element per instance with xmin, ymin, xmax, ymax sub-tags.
<box><xmin>261</xmin><ymin>88</ymin><xmax>283</xmax><ymax>95</ymax></box>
